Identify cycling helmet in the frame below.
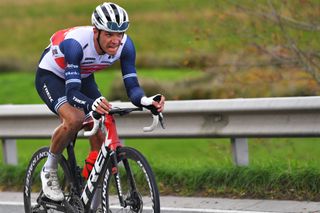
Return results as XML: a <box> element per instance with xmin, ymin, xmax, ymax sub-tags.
<box><xmin>91</xmin><ymin>2</ymin><xmax>130</xmax><ymax>33</ymax></box>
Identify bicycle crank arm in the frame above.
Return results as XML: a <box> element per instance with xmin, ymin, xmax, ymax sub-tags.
<box><xmin>39</xmin><ymin>197</ymin><xmax>77</xmax><ymax>213</ymax></box>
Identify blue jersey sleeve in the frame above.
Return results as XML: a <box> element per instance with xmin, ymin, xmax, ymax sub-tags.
<box><xmin>120</xmin><ymin>36</ymin><xmax>145</xmax><ymax>107</ymax></box>
<box><xmin>60</xmin><ymin>39</ymin><xmax>94</xmax><ymax>111</ymax></box>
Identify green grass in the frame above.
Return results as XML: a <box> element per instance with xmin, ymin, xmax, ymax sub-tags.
<box><xmin>2</xmin><ymin>137</ymin><xmax>320</xmax><ymax>200</ymax></box>
<box><xmin>0</xmin><ymin>68</ymin><xmax>202</xmax><ymax>104</ymax></box>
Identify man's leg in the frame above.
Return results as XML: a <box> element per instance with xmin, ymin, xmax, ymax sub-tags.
<box><xmin>41</xmin><ymin>103</ymin><xmax>85</xmax><ymax>201</ymax></box>
<box><xmin>50</xmin><ymin>104</ymin><xmax>85</xmax><ymax>153</ymax></box>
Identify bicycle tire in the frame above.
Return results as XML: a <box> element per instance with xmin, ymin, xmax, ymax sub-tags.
<box><xmin>23</xmin><ymin>146</ymin><xmax>72</xmax><ymax>213</ymax></box>
<box><xmin>101</xmin><ymin>146</ymin><xmax>160</xmax><ymax>213</ymax></box>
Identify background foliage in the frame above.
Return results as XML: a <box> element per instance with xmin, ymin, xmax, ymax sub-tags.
<box><xmin>1</xmin><ymin>0</ymin><xmax>320</xmax><ymax>99</ymax></box>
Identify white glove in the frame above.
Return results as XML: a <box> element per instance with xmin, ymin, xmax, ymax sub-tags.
<box><xmin>92</xmin><ymin>96</ymin><xmax>106</xmax><ymax>111</ymax></box>
<box><xmin>140</xmin><ymin>94</ymin><xmax>161</xmax><ymax>106</ymax></box>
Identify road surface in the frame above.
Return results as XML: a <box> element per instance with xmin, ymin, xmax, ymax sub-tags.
<box><xmin>0</xmin><ymin>191</ymin><xmax>319</xmax><ymax>213</ymax></box>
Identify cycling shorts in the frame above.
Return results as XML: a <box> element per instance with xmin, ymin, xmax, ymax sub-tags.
<box><xmin>35</xmin><ymin>67</ymin><xmax>101</xmax><ymax>116</ymax></box>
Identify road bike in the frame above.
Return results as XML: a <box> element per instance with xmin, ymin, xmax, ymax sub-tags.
<box><xmin>23</xmin><ymin>106</ymin><xmax>164</xmax><ymax>213</ymax></box>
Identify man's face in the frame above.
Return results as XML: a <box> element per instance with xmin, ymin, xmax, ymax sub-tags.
<box><xmin>95</xmin><ymin>30</ymin><xmax>124</xmax><ymax>55</ymax></box>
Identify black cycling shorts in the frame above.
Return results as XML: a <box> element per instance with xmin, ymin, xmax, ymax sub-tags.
<box><xmin>35</xmin><ymin>67</ymin><xmax>101</xmax><ymax>116</ymax></box>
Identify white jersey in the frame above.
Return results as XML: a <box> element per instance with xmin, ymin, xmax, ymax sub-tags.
<box><xmin>39</xmin><ymin>26</ymin><xmax>127</xmax><ymax>79</ymax></box>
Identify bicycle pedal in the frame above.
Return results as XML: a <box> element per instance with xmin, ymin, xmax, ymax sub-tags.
<box><xmin>40</xmin><ymin>196</ymin><xmax>62</xmax><ymax>204</ymax></box>
<box><xmin>39</xmin><ymin>196</ymin><xmax>65</xmax><ymax>211</ymax></box>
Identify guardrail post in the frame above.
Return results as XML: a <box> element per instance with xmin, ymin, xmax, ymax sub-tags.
<box><xmin>231</xmin><ymin>138</ymin><xmax>249</xmax><ymax>166</ymax></box>
<box><xmin>1</xmin><ymin>139</ymin><xmax>18</xmax><ymax>165</ymax></box>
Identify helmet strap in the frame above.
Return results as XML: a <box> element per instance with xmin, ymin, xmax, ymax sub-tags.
<box><xmin>97</xmin><ymin>30</ymin><xmax>106</xmax><ymax>55</ymax></box>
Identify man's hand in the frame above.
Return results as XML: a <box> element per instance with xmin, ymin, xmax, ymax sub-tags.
<box><xmin>92</xmin><ymin>96</ymin><xmax>112</xmax><ymax>114</ymax></box>
<box><xmin>152</xmin><ymin>95</ymin><xmax>165</xmax><ymax>113</ymax></box>
<box><xmin>141</xmin><ymin>94</ymin><xmax>165</xmax><ymax>114</ymax></box>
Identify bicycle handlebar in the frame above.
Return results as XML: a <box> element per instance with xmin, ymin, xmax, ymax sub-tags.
<box><xmin>83</xmin><ymin>108</ymin><xmax>164</xmax><ymax>137</ymax></box>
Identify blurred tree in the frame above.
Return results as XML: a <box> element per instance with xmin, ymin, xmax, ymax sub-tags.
<box><xmin>234</xmin><ymin>0</ymin><xmax>320</xmax><ymax>83</ymax></box>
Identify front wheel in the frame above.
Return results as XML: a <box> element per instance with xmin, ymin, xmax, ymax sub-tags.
<box><xmin>102</xmin><ymin>147</ymin><xmax>160</xmax><ymax>213</ymax></box>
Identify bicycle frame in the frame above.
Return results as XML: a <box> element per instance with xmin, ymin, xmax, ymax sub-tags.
<box><xmin>65</xmin><ymin>114</ymin><xmax>124</xmax><ymax>212</ymax></box>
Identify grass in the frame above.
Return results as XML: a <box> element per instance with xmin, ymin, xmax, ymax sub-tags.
<box><xmin>2</xmin><ymin>137</ymin><xmax>320</xmax><ymax>200</ymax></box>
<box><xmin>0</xmin><ymin>68</ymin><xmax>202</xmax><ymax>104</ymax></box>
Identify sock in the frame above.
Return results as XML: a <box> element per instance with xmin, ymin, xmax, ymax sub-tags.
<box><xmin>82</xmin><ymin>151</ymin><xmax>99</xmax><ymax>179</ymax></box>
<box><xmin>43</xmin><ymin>151</ymin><xmax>61</xmax><ymax>171</ymax></box>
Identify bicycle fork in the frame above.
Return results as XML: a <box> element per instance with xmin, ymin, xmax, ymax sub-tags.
<box><xmin>110</xmin><ymin>149</ymin><xmax>139</xmax><ymax>209</ymax></box>
<box><xmin>110</xmin><ymin>149</ymin><xmax>126</xmax><ymax>207</ymax></box>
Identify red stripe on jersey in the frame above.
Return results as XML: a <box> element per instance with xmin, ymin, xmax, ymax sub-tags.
<box><xmin>51</xmin><ymin>27</ymin><xmax>76</xmax><ymax>69</ymax></box>
<box><xmin>81</xmin><ymin>65</ymin><xmax>109</xmax><ymax>71</ymax></box>
<box><xmin>51</xmin><ymin>27</ymin><xmax>75</xmax><ymax>45</ymax></box>
<box><xmin>55</xmin><ymin>57</ymin><xmax>66</xmax><ymax>69</ymax></box>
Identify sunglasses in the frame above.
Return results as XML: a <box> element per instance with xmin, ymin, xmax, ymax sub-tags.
<box><xmin>107</xmin><ymin>21</ymin><xmax>129</xmax><ymax>32</ymax></box>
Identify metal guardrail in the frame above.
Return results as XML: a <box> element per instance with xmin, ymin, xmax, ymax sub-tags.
<box><xmin>1</xmin><ymin>97</ymin><xmax>320</xmax><ymax>166</ymax></box>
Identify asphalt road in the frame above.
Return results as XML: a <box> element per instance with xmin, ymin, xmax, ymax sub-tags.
<box><xmin>1</xmin><ymin>191</ymin><xmax>320</xmax><ymax>213</ymax></box>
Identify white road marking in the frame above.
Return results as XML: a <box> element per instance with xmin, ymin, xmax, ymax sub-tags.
<box><xmin>0</xmin><ymin>201</ymin><xmax>24</xmax><ymax>206</ymax></box>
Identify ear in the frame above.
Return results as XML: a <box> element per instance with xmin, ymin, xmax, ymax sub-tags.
<box><xmin>93</xmin><ymin>27</ymin><xmax>98</xmax><ymax>34</ymax></box>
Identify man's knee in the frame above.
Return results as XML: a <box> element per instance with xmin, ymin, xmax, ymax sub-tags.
<box><xmin>58</xmin><ymin>104</ymin><xmax>85</xmax><ymax>132</ymax></box>
<box><xmin>63</xmin><ymin>114</ymin><xmax>84</xmax><ymax>131</ymax></box>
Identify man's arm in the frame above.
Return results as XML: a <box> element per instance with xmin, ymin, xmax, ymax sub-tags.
<box><xmin>60</xmin><ymin>39</ymin><xmax>94</xmax><ymax>112</ymax></box>
<box><xmin>120</xmin><ymin>36</ymin><xmax>165</xmax><ymax>113</ymax></box>
<box><xmin>120</xmin><ymin>36</ymin><xmax>145</xmax><ymax>107</ymax></box>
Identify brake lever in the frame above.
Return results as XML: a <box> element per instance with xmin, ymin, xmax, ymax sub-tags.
<box><xmin>159</xmin><ymin>113</ymin><xmax>165</xmax><ymax>129</ymax></box>
<box><xmin>100</xmin><ymin>115</ymin><xmax>106</xmax><ymax>135</ymax></box>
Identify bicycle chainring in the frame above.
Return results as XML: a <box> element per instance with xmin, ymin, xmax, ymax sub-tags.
<box><xmin>68</xmin><ymin>195</ymin><xmax>84</xmax><ymax>213</ymax></box>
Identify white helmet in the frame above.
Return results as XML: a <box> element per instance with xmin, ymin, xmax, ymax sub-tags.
<box><xmin>92</xmin><ymin>2</ymin><xmax>130</xmax><ymax>33</ymax></box>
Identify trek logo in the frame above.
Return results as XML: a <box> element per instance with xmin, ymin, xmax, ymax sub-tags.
<box><xmin>72</xmin><ymin>96</ymin><xmax>86</xmax><ymax>105</ymax></box>
<box><xmin>43</xmin><ymin>84</ymin><xmax>54</xmax><ymax>103</ymax></box>
<box><xmin>81</xmin><ymin>141</ymin><xmax>110</xmax><ymax>205</ymax></box>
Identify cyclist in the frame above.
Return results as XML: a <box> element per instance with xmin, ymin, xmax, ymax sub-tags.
<box><xmin>35</xmin><ymin>2</ymin><xmax>165</xmax><ymax>201</ymax></box>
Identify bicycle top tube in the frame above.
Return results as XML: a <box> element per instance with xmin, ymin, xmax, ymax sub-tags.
<box><xmin>108</xmin><ymin>107</ymin><xmax>143</xmax><ymax>116</ymax></box>
<box><xmin>82</xmin><ymin>107</ymin><xmax>142</xmax><ymax>128</ymax></box>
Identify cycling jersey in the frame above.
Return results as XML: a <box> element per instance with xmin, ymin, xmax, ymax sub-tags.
<box><xmin>37</xmin><ymin>26</ymin><xmax>144</xmax><ymax>112</ymax></box>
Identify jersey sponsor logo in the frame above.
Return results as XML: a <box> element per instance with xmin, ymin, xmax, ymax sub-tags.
<box><xmin>65</xmin><ymin>71</ymin><xmax>80</xmax><ymax>77</ymax></box>
<box><xmin>84</xmin><ymin>57</ymin><xmax>95</xmax><ymax>61</ymax></box>
<box><xmin>66</xmin><ymin>64</ymin><xmax>79</xmax><ymax>69</ymax></box>
<box><xmin>72</xmin><ymin>96</ymin><xmax>86</xmax><ymax>105</ymax></box>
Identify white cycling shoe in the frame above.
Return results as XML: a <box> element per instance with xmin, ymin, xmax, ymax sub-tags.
<box><xmin>40</xmin><ymin>167</ymin><xmax>64</xmax><ymax>201</ymax></box>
